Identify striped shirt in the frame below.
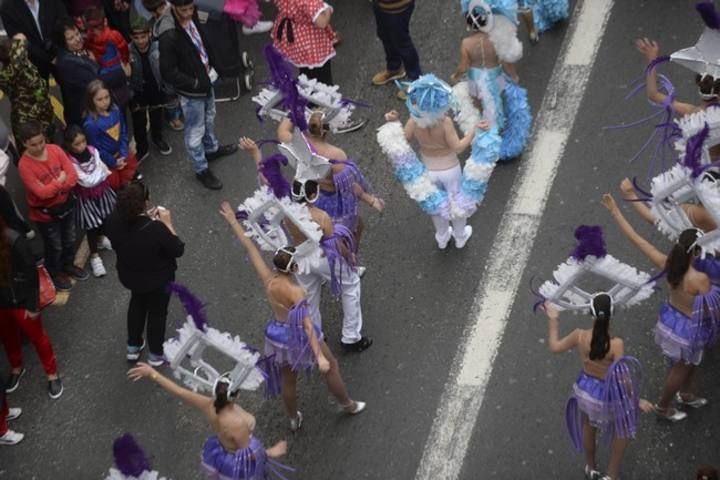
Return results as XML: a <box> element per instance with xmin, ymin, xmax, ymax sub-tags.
<box><xmin>375</xmin><ymin>0</ymin><xmax>413</xmax><ymax>13</ymax></box>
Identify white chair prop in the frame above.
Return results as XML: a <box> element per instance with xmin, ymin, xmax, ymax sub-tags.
<box><xmin>277</xmin><ymin>127</ymin><xmax>331</xmax><ymax>182</ymax></box>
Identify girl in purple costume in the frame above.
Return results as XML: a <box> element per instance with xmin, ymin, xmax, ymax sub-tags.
<box><xmin>219</xmin><ymin>201</ymin><xmax>366</xmax><ymax>431</ymax></box>
<box><xmin>127</xmin><ymin>363</ymin><xmax>290</xmax><ymax>479</ymax></box>
<box><xmin>277</xmin><ymin>115</ymin><xmax>384</xmax><ymax>245</ymax></box>
<box><xmin>544</xmin><ymin>296</ymin><xmax>644</xmax><ymax>480</ymax></box>
<box><xmin>603</xmin><ymin>194</ymin><xmax>720</xmax><ymax>422</ymax></box>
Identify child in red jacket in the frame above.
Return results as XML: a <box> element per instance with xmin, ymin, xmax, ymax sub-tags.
<box><xmin>84</xmin><ymin>6</ymin><xmax>131</xmax><ymax>106</ymax></box>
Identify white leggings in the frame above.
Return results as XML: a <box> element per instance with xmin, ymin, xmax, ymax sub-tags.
<box><xmin>427</xmin><ymin>165</ymin><xmax>467</xmax><ymax>243</ymax></box>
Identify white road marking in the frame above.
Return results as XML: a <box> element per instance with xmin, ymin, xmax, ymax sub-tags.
<box><xmin>414</xmin><ymin>1</ymin><xmax>615</xmax><ymax>479</ymax></box>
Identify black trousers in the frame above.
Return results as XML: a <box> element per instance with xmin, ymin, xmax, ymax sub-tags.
<box><xmin>131</xmin><ymin>95</ymin><xmax>164</xmax><ymax>158</ymax></box>
<box><xmin>127</xmin><ymin>285</ymin><xmax>171</xmax><ymax>356</ymax></box>
<box><xmin>299</xmin><ymin>60</ymin><xmax>333</xmax><ymax>85</ymax></box>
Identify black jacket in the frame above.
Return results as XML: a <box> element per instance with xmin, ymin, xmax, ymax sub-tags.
<box><xmin>156</xmin><ymin>9</ymin><xmax>216</xmax><ymax>98</ymax></box>
<box><xmin>105</xmin><ymin>213</ymin><xmax>185</xmax><ymax>293</ymax></box>
<box><xmin>0</xmin><ymin>0</ymin><xmax>65</xmax><ymax>79</ymax></box>
<box><xmin>0</xmin><ymin>229</ymin><xmax>39</xmax><ymax>312</ymax></box>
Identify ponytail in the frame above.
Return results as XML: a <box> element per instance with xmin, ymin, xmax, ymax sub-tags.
<box><xmin>589</xmin><ymin>293</ymin><xmax>612</xmax><ymax>360</ymax></box>
<box><xmin>667</xmin><ymin>229</ymin><xmax>702</xmax><ymax>288</ymax></box>
<box><xmin>213</xmin><ymin>380</ymin><xmax>230</xmax><ymax>414</ymax></box>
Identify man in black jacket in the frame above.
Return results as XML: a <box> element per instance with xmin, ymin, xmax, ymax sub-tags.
<box><xmin>156</xmin><ymin>0</ymin><xmax>237</xmax><ymax>190</ymax></box>
<box><xmin>0</xmin><ymin>0</ymin><xmax>65</xmax><ymax>80</ymax></box>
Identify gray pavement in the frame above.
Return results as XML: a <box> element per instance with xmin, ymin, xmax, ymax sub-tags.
<box><xmin>1</xmin><ymin>0</ymin><xmax>718</xmax><ymax>479</ymax></box>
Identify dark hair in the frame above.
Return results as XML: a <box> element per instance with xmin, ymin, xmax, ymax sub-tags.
<box><xmin>308</xmin><ymin>111</ymin><xmax>329</xmax><ymax>137</ymax></box>
<box><xmin>168</xmin><ymin>0</ymin><xmax>195</xmax><ymax>7</ymax></box>
<box><xmin>16</xmin><ymin>120</ymin><xmax>44</xmax><ymax>145</ymax></box>
<box><xmin>0</xmin><ymin>37</ymin><xmax>11</xmax><ymax>65</ymax></box>
<box><xmin>291</xmin><ymin>180</ymin><xmax>318</xmax><ymax>204</ymax></box>
<box><xmin>466</xmin><ymin>6</ymin><xmax>490</xmax><ymax>31</ymax></box>
<box><xmin>667</xmin><ymin>229</ymin><xmax>701</xmax><ymax>288</ymax></box>
<box><xmin>53</xmin><ymin>17</ymin><xmax>78</xmax><ymax>50</ymax></box>
<box><xmin>589</xmin><ymin>293</ymin><xmax>612</xmax><ymax>360</ymax></box>
<box><xmin>696</xmin><ymin>74</ymin><xmax>720</xmax><ymax>97</ymax></box>
<box><xmin>697</xmin><ymin>465</ymin><xmax>719</xmax><ymax>480</ymax></box>
<box><xmin>213</xmin><ymin>380</ymin><xmax>230</xmax><ymax>413</ymax></box>
<box><xmin>273</xmin><ymin>246</ymin><xmax>296</xmax><ymax>272</ymax></box>
<box><xmin>116</xmin><ymin>182</ymin><xmax>148</xmax><ymax>222</ymax></box>
<box><xmin>84</xmin><ymin>5</ymin><xmax>106</xmax><ymax>26</ymax></box>
<box><xmin>85</xmin><ymin>79</ymin><xmax>111</xmax><ymax>118</ymax></box>
<box><xmin>143</xmin><ymin>0</ymin><xmax>167</xmax><ymax>11</ymax></box>
<box><xmin>63</xmin><ymin>125</ymin><xmax>85</xmax><ymax>151</ymax></box>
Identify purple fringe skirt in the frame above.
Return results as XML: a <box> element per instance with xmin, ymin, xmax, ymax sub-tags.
<box><xmin>201</xmin><ymin>435</ymin><xmax>294</xmax><ymax>480</ymax></box>
<box><xmin>263</xmin><ymin>320</ymin><xmax>323</xmax><ymax>371</ymax></box>
<box><xmin>655</xmin><ymin>304</ymin><xmax>704</xmax><ymax>365</ymax></box>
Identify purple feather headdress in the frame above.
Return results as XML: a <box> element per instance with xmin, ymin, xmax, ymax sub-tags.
<box><xmin>113</xmin><ymin>433</ymin><xmax>151</xmax><ymax>477</ymax></box>
<box><xmin>697</xmin><ymin>0</ymin><xmax>720</xmax><ymax>29</ymax></box>
<box><xmin>167</xmin><ymin>282</ymin><xmax>209</xmax><ymax>331</ymax></box>
<box><xmin>682</xmin><ymin>123</ymin><xmax>710</xmax><ymax>177</ymax></box>
<box><xmin>263</xmin><ymin>44</ymin><xmax>308</xmax><ymax>131</ymax></box>
<box><xmin>260</xmin><ymin>154</ymin><xmax>292</xmax><ymax>198</ymax></box>
<box><xmin>569</xmin><ymin>225</ymin><xmax>607</xmax><ymax>261</ymax></box>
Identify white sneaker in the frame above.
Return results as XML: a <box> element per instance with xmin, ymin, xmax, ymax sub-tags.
<box><xmin>97</xmin><ymin>236</ymin><xmax>113</xmax><ymax>251</ymax></box>
<box><xmin>6</xmin><ymin>408</ymin><xmax>21</xmax><ymax>421</ymax></box>
<box><xmin>436</xmin><ymin>227</ymin><xmax>452</xmax><ymax>250</ymax></box>
<box><xmin>454</xmin><ymin>226</ymin><xmax>473</xmax><ymax>249</ymax></box>
<box><xmin>90</xmin><ymin>256</ymin><xmax>107</xmax><ymax>278</ymax></box>
<box><xmin>242</xmin><ymin>20</ymin><xmax>273</xmax><ymax>35</ymax></box>
<box><xmin>0</xmin><ymin>430</ymin><xmax>24</xmax><ymax>445</ymax></box>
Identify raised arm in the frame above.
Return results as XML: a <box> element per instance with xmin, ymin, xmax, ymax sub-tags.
<box><xmin>219</xmin><ymin>201</ymin><xmax>274</xmax><ymax>284</ymax></box>
<box><xmin>383</xmin><ymin>110</ymin><xmax>415</xmax><ymax>141</ymax></box>
<box><xmin>544</xmin><ymin>303</ymin><xmax>580</xmax><ymax>353</ymax></box>
<box><xmin>636</xmin><ymin>38</ymin><xmax>697</xmax><ymax>116</ymax></box>
<box><xmin>128</xmin><ymin>362</ymin><xmax>213</xmax><ymax>414</ymax></box>
<box><xmin>602</xmin><ymin>193</ymin><xmax>667</xmax><ymax>269</ymax></box>
<box><xmin>277</xmin><ymin>118</ymin><xmax>294</xmax><ymax>144</ymax></box>
<box><xmin>619</xmin><ymin>178</ymin><xmax>657</xmax><ymax>225</ymax></box>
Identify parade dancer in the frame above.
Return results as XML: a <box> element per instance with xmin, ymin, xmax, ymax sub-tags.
<box><xmin>452</xmin><ymin>0</ymin><xmax>532</xmax><ymax>161</ymax></box>
<box><xmin>380</xmin><ymin>74</ymin><xmax>490</xmax><ymax>249</ymax></box>
<box><xmin>602</xmin><ymin>194</ymin><xmax>720</xmax><ymax>422</ymax></box>
<box><xmin>544</xmin><ymin>297</ymin><xmax>642</xmax><ymax>480</ymax></box>
<box><xmin>127</xmin><ymin>364</ymin><xmax>291</xmax><ymax>479</ymax></box>
<box><xmin>517</xmin><ymin>0</ymin><xmax>569</xmax><ymax>44</ymax></box>
<box><xmin>219</xmin><ymin>201</ymin><xmax>366</xmax><ymax>430</ymax></box>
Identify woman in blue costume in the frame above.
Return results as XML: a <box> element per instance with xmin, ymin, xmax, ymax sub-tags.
<box><xmin>602</xmin><ymin>194</ymin><xmax>720</xmax><ymax>422</ymax></box>
<box><xmin>451</xmin><ymin>0</ymin><xmax>531</xmax><ymax>161</ymax></box>
<box><xmin>517</xmin><ymin>0</ymin><xmax>568</xmax><ymax>44</ymax></box>
<box><xmin>543</xmin><ymin>295</ymin><xmax>644</xmax><ymax>480</ymax></box>
<box><xmin>219</xmin><ymin>201</ymin><xmax>366</xmax><ymax>431</ymax></box>
<box><xmin>127</xmin><ymin>363</ymin><xmax>290</xmax><ymax>479</ymax></box>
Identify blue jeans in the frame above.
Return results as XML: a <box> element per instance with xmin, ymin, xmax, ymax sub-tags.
<box><xmin>37</xmin><ymin>213</ymin><xmax>76</xmax><ymax>278</ymax></box>
<box><xmin>179</xmin><ymin>92</ymin><xmax>219</xmax><ymax>174</ymax></box>
<box><xmin>373</xmin><ymin>0</ymin><xmax>421</xmax><ymax>80</ymax></box>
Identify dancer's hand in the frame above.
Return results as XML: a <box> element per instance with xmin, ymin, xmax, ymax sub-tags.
<box><xmin>384</xmin><ymin>110</ymin><xmax>400</xmax><ymax>122</ymax></box>
<box><xmin>620</xmin><ymin>178</ymin><xmax>635</xmax><ymax>197</ymax></box>
<box><xmin>128</xmin><ymin>362</ymin><xmax>157</xmax><ymax>381</ymax></box>
<box><xmin>477</xmin><ymin>120</ymin><xmax>490</xmax><ymax>131</ymax></box>
<box><xmin>601</xmin><ymin>193</ymin><xmax>620</xmax><ymax>214</ymax></box>
<box><xmin>636</xmin><ymin>38</ymin><xmax>659</xmax><ymax>62</ymax></box>
<box><xmin>267</xmin><ymin>440</ymin><xmax>288</xmax><ymax>458</ymax></box>
<box><xmin>371</xmin><ymin>196</ymin><xmax>385</xmax><ymax>213</ymax></box>
<box><xmin>639</xmin><ymin>399</ymin><xmax>654</xmax><ymax>413</ymax></box>
<box><xmin>543</xmin><ymin>301</ymin><xmax>559</xmax><ymax>319</ymax></box>
<box><xmin>219</xmin><ymin>201</ymin><xmax>241</xmax><ymax>227</ymax></box>
<box><xmin>317</xmin><ymin>355</ymin><xmax>330</xmax><ymax>374</ymax></box>
<box><xmin>239</xmin><ymin>137</ymin><xmax>259</xmax><ymax>153</ymax></box>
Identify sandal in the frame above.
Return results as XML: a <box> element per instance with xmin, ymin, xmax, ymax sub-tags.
<box><xmin>585</xmin><ymin>465</ymin><xmax>601</xmax><ymax>480</ymax></box>
<box><xmin>289</xmin><ymin>411</ymin><xmax>303</xmax><ymax>432</ymax></box>
<box><xmin>341</xmin><ymin>401</ymin><xmax>367</xmax><ymax>415</ymax></box>
<box><xmin>675</xmin><ymin>392</ymin><xmax>708</xmax><ymax>409</ymax></box>
<box><xmin>652</xmin><ymin>404</ymin><xmax>687</xmax><ymax>422</ymax></box>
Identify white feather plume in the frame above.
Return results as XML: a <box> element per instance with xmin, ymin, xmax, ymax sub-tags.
<box><xmin>452</xmin><ymin>82</ymin><xmax>483</xmax><ymax>135</ymax></box>
<box><xmin>649</xmin><ymin>164</ymin><xmax>695</xmax><ymax>240</ymax></box>
<box><xmin>488</xmin><ymin>15</ymin><xmax>522</xmax><ymax>64</ymax></box>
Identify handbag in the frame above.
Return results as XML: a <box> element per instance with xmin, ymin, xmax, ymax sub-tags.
<box><xmin>41</xmin><ymin>192</ymin><xmax>77</xmax><ymax>220</ymax></box>
<box><xmin>37</xmin><ymin>263</ymin><xmax>56</xmax><ymax>310</ymax></box>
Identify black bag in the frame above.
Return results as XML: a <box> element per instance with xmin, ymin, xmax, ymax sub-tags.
<box><xmin>41</xmin><ymin>193</ymin><xmax>77</xmax><ymax>220</ymax></box>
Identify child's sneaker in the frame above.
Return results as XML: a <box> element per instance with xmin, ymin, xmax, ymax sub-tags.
<box><xmin>97</xmin><ymin>236</ymin><xmax>113</xmax><ymax>251</ymax></box>
<box><xmin>0</xmin><ymin>430</ymin><xmax>24</xmax><ymax>445</ymax></box>
<box><xmin>127</xmin><ymin>340</ymin><xmax>146</xmax><ymax>361</ymax></box>
<box><xmin>147</xmin><ymin>353</ymin><xmax>165</xmax><ymax>367</ymax></box>
<box><xmin>90</xmin><ymin>256</ymin><xmax>106</xmax><ymax>278</ymax></box>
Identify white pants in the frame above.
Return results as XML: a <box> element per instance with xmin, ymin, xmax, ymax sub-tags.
<box><xmin>295</xmin><ymin>258</ymin><xmax>363</xmax><ymax>344</ymax></box>
<box><xmin>427</xmin><ymin>165</ymin><xmax>467</xmax><ymax>244</ymax></box>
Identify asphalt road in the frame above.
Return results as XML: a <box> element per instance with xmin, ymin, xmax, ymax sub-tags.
<box><xmin>1</xmin><ymin>1</ymin><xmax>718</xmax><ymax>479</ymax></box>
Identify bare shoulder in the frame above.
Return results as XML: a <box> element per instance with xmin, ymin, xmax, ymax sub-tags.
<box><xmin>328</xmin><ymin>144</ymin><xmax>347</xmax><ymax>161</ymax></box>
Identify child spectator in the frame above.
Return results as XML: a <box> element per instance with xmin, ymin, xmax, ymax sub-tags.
<box><xmin>63</xmin><ymin>125</ymin><xmax>116</xmax><ymax>278</ymax></box>
<box><xmin>0</xmin><ymin>33</ymin><xmax>54</xmax><ymax>143</ymax></box>
<box><xmin>16</xmin><ymin>120</ymin><xmax>83</xmax><ymax>292</ymax></box>
<box><xmin>129</xmin><ymin>16</ymin><xmax>172</xmax><ymax>161</ymax></box>
<box><xmin>142</xmin><ymin>0</ymin><xmax>184</xmax><ymax>131</ymax></box>
<box><xmin>84</xmin><ymin>6</ymin><xmax>132</xmax><ymax>109</ymax></box>
<box><xmin>0</xmin><ymin>211</ymin><xmax>64</xmax><ymax>401</ymax></box>
<box><xmin>83</xmin><ymin>80</ymin><xmax>139</xmax><ymax>190</ymax></box>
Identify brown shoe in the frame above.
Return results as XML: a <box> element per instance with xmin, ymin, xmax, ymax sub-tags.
<box><xmin>372</xmin><ymin>69</ymin><xmax>406</xmax><ymax>86</ymax></box>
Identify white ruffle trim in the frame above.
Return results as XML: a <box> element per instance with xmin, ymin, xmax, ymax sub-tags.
<box><xmin>540</xmin><ymin>255</ymin><xmax>655</xmax><ymax>312</ymax></box>
<box><xmin>673</xmin><ymin>108</ymin><xmax>720</xmax><ymax>163</ymax></box>
<box><xmin>105</xmin><ymin>467</ymin><xmax>167</xmax><ymax>480</ymax></box>
<box><xmin>649</xmin><ymin>164</ymin><xmax>695</xmax><ymax>240</ymax></box>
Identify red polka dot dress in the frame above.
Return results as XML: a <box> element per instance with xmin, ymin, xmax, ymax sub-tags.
<box><xmin>271</xmin><ymin>0</ymin><xmax>336</xmax><ymax>68</ymax></box>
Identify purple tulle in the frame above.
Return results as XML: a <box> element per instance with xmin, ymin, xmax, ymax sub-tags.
<box><xmin>569</xmin><ymin>225</ymin><xmax>607</xmax><ymax>261</ymax></box>
<box><xmin>262</xmin><ymin>301</ymin><xmax>322</xmax><ymax>376</ymax></box>
<box><xmin>263</xmin><ymin>44</ymin><xmax>307</xmax><ymax>132</ymax></box>
<box><xmin>320</xmin><ymin>224</ymin><xmax>356</xmax><ymax>297</ymax></box>
<box><xmin>202</xmin><ymin>435</ymin><xmax>294</xmax><ymax>480</ymax></box>
<box><xmin>314</xmin><ymin>159</ymin><xmax>369</xmax><ymax>230</ymax></box>
<box><xmin>167</xmin><ymin>282</ymin><xmax>209</xmax><ymax>331</ymax></box>
<box><xmin>683</xmin><ymin>124</ymin><xmax>710</xmax><ymax>177</ymax></box>
<box><xmin>565</xmin><ymin>357</ymin><xmax>642</xmax><ymax>453</ymax></box>
<box><xmin>113</xmin><ymin>433</ymin><xmax>152</xmax><ymax>477</ymax></box>
<box><xmin>260</xmin><ymin>154</ymin><xmax>292</xmax><ymax>199</ymax></box>
<box><xmin>697</xmin><ymin>0</ymin><xmax>720</xmax><ymax>29</ymax></box>
<box><xmin>255</xmin><ymin>354</ymin><xmax>282</xmax><ymax>399</ymax></box>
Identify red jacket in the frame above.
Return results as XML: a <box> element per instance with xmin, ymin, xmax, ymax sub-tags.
<box><xmin>18</xmin><ymin>144</ymin><xmax>79</xmax><ymax>223</ymax></box>
<box><xmin>85</xmin><ymin>26</ymin><xmax>129</xmax><ymax>68</ymax></box>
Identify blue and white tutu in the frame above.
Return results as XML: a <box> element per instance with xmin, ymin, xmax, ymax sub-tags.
<box><xmin>521</xmin><ymin>0</ymin><xmax>569</xmax><ymax>32</ymax></box>
<box><xmin>565</xmin><ymin>357</ymin><xmax>642</xmax><ymax>452</ymax></box>
<box><xmin>202</xmin><ymin>435</ymin><xmax>293</xmax><ymax>480</ymax></box>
